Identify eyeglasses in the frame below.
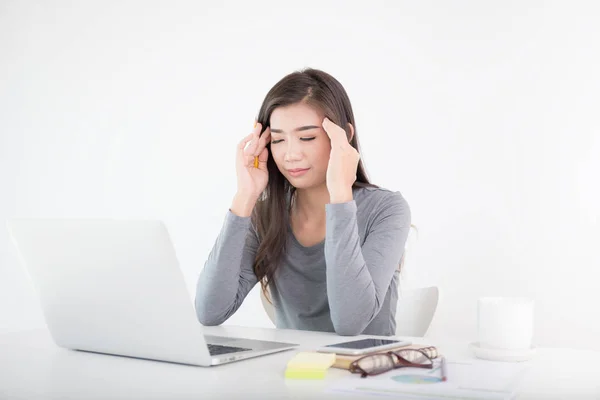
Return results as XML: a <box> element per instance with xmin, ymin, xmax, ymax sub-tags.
<box><xmin>349</xmin><ymin>348</ymin><xmax>439</xmax><ymax>378</ymax></box>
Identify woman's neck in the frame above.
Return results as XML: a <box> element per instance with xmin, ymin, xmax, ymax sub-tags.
<box><xmin>292</xmin><ymin>184</ymin><xmax>330</xmax><ymax>224</ymax></box>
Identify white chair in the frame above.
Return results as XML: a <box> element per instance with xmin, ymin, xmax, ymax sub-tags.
<box><xmin>395</xmin><ymin>225</ymin><xmax>439</xmax><ymax>337</ymax></box>
<box><xmin>394</xmin><ymin>286</ymin><xmax>439</xmax><ymax>336</ymax></box>
<box><xmin>260</xmin><ymin>224</ymin><xmax>438</xmax><ymax>336</ymax></box>
<box><xmin>260</xmin><ymin>285</ymin><xmax>276</xmax><ymax>326</ymax></box>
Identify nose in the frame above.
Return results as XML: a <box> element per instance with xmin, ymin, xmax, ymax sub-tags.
<box><xmin>283</xmin><ymin>140</ymin><xmax>303</xmax><ymax>163</ymax></box>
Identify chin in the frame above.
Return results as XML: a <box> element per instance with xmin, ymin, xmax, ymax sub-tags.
<box><xmin>286</xmin><ymin>180</ymin><xmax>309</xmax><ymax>189</ymax></box>
<box><xmin>285</xmin><ymin>178</ymin><xmax>322</xmax><ymax>190</ymax></box>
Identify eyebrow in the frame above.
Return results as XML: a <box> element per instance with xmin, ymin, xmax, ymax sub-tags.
<box><xmin>270</xmin><ymin>125</ymin><xmax>320</xmax><ymax>134</ymax></box>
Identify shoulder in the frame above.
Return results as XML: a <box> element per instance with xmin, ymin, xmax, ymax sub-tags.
<box><xmin>354</xmin><ymin>185</ymin><xmax>410</xmax><ymax>212</ymax></box>
<box><xmin>353</xmin><ymin>185</ymin><xmax>411</xmax><ymax>226</ymax></box>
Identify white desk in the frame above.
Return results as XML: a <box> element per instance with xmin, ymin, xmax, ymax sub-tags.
<box><xmin>0</xmin><ymin>326</ymin><xmax>598</xmax><ymax>399</ymax></box>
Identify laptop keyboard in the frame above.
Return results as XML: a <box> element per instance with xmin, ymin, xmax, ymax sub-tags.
<box><xmin>207</xmin><ymin>343</ymin><xmax>252</xmax><ymax>356</ymax></box>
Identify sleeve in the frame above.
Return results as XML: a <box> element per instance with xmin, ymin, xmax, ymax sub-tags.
<box><xmin>194</xmin><ymin>210</ymin><xmax>260</xmax><ymax>325</ymax></box>
<box><xmin>324</xmin><ymin>191</ymin><xmax>411</xmax><ymax>335</ymax></box>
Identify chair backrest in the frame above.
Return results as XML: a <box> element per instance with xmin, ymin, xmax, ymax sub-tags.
<box><xmin>395</xmin><ymin>224</ymin><xmax>439</xmax><ymax>336</ymax></box>
<box><xmin>395</xmin><ymin>286</ymin><xmax>439</xmax><ymax>336</ymax></box>
<box><xmin>260</xmin><ymin>287</ymin><xmax>276</xmax><ymax>326</ymax></box>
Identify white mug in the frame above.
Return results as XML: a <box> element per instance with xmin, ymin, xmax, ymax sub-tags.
<box><xmin>478</xmin><ymin>297</ymin><xmax>534</xmax><ymax>350</ymax></box>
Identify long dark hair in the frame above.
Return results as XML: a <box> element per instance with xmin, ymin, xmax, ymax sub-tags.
<box><xmin>252</xmin><ymin>68</ymin><xmax>374</xmax><ymax>299</ymax></box>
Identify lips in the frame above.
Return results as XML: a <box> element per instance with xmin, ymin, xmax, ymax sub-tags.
<box><xmin>287</xmin><ymin>168</ymin><xmax>310</xmax><ymax>177</ymax></box>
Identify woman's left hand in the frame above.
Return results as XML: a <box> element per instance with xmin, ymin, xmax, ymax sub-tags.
<box><xmin>322</xmin><ymin>117</ymin><xmax>360</xmax><ymax>204</ymax></box>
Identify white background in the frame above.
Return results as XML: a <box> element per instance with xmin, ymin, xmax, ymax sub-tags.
<box><xmin>1</xmin><ymin>1</ymin><xmax>599</xmax><ymax>349</ymax></box>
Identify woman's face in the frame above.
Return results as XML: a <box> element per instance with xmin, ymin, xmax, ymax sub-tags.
<box><xmin>269</xmin><ymin>103</ymin><xmax>331</xmax><ymax>189</ymax></box>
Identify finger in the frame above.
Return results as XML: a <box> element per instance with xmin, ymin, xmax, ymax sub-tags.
<box><xmin>322</xmin><ymin>117</ymin><xmax>346</xmax><ymax>145</ymax></box>
<box><xmin>258</xmin><ymin>147</ymin><xmax>269</xmax><ymax>163</ymax></box>
<box><xmin>255</xmin><ymin>127</ymin><xmax>271</xmax><ymax>155</ymax></box>
<box><xmin>242</xmin><ymin>126</ymin><xmax>262</xmax><ymax>158</ymax></box>
<box><xmin>247</xmin><ymin>122</ymin><xmax>262</xmax><ymax>156</ymax></box>
<box><xmin>237</xmin><ymin>124</ymin><xmax>259</xmax><ymax>166</ymax></box>
<box><xmin>238</xmin><ymin>132</ymin><xmax>255</xmax><ymax>151</ymax></box>
<box><xmin>252</xmin><ymin>121</ymin><xmax>262</xmax><ymax>136</ymax></box>
<box><xmin>250</xmin><ymin>147</ymin><xmax>269</xmax><ymax>169</ymax></box>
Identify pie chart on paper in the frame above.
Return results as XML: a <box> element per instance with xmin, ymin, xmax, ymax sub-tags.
<box><xmin>391</xmin><ymin>375</ymin><xmax>441</xmax><ymax>384</ymax></box>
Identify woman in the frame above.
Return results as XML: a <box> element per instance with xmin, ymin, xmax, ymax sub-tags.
<box><xmin>195</xmin><ymin>68</ymin><xmax>411</xmax><ymax>336</ymax></box>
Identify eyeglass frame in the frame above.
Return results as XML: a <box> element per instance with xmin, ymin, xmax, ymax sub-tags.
<box><xmin>349</xmin><ymin>349</ymin><xmax>435</xmax><ymax>378</ymax></box>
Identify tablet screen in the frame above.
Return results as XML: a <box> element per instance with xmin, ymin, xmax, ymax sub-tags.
<box><xmin>324</xmin><ymin>338</ymin><xmax>401</xmax><ymax>349</ymax></box>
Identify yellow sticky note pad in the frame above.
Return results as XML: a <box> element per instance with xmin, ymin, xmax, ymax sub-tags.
<box><xmin>285</xmin><ymin>352</ymin><xmax>336</xmax><ymax>380</ymax></box>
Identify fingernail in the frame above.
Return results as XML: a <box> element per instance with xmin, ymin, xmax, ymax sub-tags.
<box><xmin>254</xmin><ymin>120</ymin><xmax>257</xmax><ymax>128</ymax></box>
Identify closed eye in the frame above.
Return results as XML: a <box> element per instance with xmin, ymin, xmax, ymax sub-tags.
<box><xmin>271</xmin><ymin>137</ymin><xmax>316</xmax><ymax>144</ymax></box>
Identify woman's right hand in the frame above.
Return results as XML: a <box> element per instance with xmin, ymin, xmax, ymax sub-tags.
<box><xmin>231</xmin><ymin>122</ymin><xmax>271</xmax><ymax>216</ymax></box>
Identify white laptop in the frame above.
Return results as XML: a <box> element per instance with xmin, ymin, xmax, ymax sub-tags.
<box><xmin>6</xmin><ymin>218</ymin><xmax>298</xmax><ymax>366</ymax></box>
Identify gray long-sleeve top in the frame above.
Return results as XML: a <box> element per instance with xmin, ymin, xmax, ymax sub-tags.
<box><xmin>195</xmin><ymin>186</ymin><xmax>411</xmax><ymax>336</ymax></box>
